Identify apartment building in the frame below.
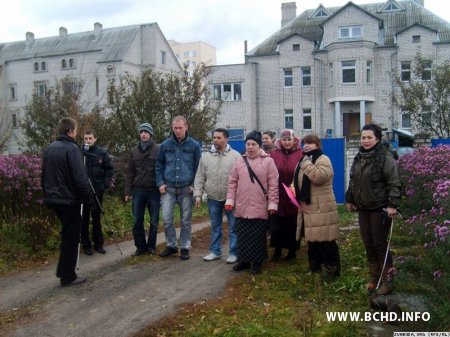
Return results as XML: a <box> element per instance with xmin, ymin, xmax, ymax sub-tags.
<box><xmin>0</xmin><ymin>22</ymin><xmax>181</xmax><ymax>153</ymax></box>
<box><xmin>208</xmin><ymin>0</ymin><xmax>450</xmax><ymax>139</ymax></box>
<box><xmin>168</xmin><ymin>40</ymin><xmax>216</xmax><ymax>75</ymax></box>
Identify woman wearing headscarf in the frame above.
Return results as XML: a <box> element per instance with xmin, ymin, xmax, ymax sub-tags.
<box><xmin>294</xmin><ymin>134</ymin><xmax>340</xmax><ymax>280</ymax></box>
<box><xmin>225</xmin><ymin>130</ymin><xmax>279</xmax><ymax>274</ymax></box>
<box><xmin>269</xmin><ymin>129</ymin><xmax>303</xmax><ymax>261</ymax></box>
<box><xmin>345</xmin><ymin>123</ymin><xmax>401</xmax><ymax>295</ymax></box>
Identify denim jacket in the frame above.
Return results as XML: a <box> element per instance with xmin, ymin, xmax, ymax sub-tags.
<box><xmin>156</xmin><ymin>133</ymin><xmax>201</xmax><ymax>188</ymax></box>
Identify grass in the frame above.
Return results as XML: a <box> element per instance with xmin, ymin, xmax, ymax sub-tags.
<box><xmin>133</xmin><ymin>206</ymin><xmax>370</xmax><ymax>337</ymax></box>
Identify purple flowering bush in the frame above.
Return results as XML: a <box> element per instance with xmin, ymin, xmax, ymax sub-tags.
<box><xmin>396</xmin><ymin>145</ymin><xmax>449</xmax><ymax>324</ymax></box>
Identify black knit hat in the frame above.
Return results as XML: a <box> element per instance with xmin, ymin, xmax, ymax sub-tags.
<box><xmin>138</xmin><ymin>122</ymin><xmax>154</xmax><ymax>136</ymax></box>
<box><xmin>245</xmin><ymin>130</ymin><xmax>262</xmax><ymax>147</ymax></box>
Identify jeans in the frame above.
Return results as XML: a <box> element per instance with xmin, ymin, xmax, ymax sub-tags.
<box><xmin>52</xmin><ymin>204</ymin><xmax>82</xmax><ymax>284</ymax></box>
<box><xmin>81</xmin><ymin>193</ymin><xmax>104</xmax><ymax>249</ymax></box>
<box><xmin>207</xmin><ymin>199</ymin><xmax>237</xmax><ymax>256</ymax></box>
<box><xmin>161</xmin><ymin>186</ymin><xmax>193</xmax><ymax>249</ymax></box>
<box><xmin>132</xmin><ymin>189</ymin><xmax>161</xmax><ymax>252</ymax></box>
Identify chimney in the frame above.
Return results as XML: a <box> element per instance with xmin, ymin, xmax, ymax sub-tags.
<box><xmin>94</xmin><ymin>22</ymin><xmax>103</xmax><ymax>36</ymax></box>
<box><xmin>244</xmin><ymin>40</ymin><xmax>248</xmax><ymax>54</ymax></box>
<box><xmin>281</xmin><ymin>2</ymin><xmax>297</xmax><ymax>27</ymax></box>
<box><xmin>25</xmin><ymin>31</ymin><xmax>35</xmax><ymax>42</ymax></box>
<box><xmin>59</xmin><ymin>27</ymin><xmax>68</xmax><ymax>41</ymax></box>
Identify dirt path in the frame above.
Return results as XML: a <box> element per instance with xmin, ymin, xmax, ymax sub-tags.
<box><xmin>0</xmin><ymin>221</ymin><xmax>237</xmax><ymax>337</ymax></box>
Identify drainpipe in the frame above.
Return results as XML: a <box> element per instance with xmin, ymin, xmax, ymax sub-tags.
<box><xmin>249</xmin><ymin>62</ymin><xmax>260</xmax><ymax>130</ymax></box>
<box><xmin>390</xmin><ymin>51</ymin><xmax>397</xmax><ymax>131</ymax></box>
<box><xmin>314</xmin><ymin>57</ymin><xmax>325</xmax><ymax>136</ymax></box>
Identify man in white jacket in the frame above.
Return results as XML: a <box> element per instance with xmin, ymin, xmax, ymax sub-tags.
<box><xmin>194</xmin><ymin>128</ymin><xmax>240</xmax><ymax>263</ymax></box>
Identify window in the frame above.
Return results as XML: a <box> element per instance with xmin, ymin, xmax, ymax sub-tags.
<box><xmin>9</xmin><ymin>84</ymin><xmax>17</xmax><ymax>100</ymax></box>
<box><xmin>401</xmin><ymin>61</ymin><xmax>411</xmax><ymax>81</ymax></box>
<box><xmin>422</xmin><ymin>60</ymin><xmax>432</xmax><ymax>81</ymax></box>
<box><xmin>342</xmin><ymin>60</ymin><xmax>356</xmax><ymax>83</ymax></box>
<box><xmin>61</xmin><ymin>59</ymin><xmax>67</xmax><ymax>69</ymax></box>
<box><xmin>106</xmin><ymin>65</ymin><xmax>115</xmax><ymax>75</ymax></box>
<box><xmin>12</xmin><ymin>113</ymin><xmax>18</xmax><ymax>128</ymax></box>
<box><xmin>213</xmin><ymin>83</ymin><xmax>242</xmax><ymax>101</ymax></box>
<box><xmin>293</xmin><ymin>44</ymin><xmax>300</xmax><ymax>51</ymax></box>
<box><xmin>95</xmin><ymin>76</ymin><xmax>99</xmax><ymax>96</ymax></box>
<box><xmin>366</xmin><ymin>61</ymin><xmax>373</xmax><ymax>84</ymax></box>
<box><xmin>339</xmin><ymin>26</ymin><xmax>362</xmax><ymax>39</ymax></box>
<box><xmin>33</xmin><ymin>62</ymin><xmax>39</xmax><ymax>72</ymax></box>
<box><xmin>329</xmin><ymin>63</ymin><xmax>333</xmax><ymax>86</ymax></box>
<box><xmin>184</xmin><ymin>51</ymin><xmax>190</xmax><ymax>58</ymax></box>
<box><xmin>285</xmin><ymin>109</ymin><xmax>293</xmax><ymax>129</ymax></box>
<box><xmin>41</xmin><ymin>62</ymin><xmax>47</xmax><ymax>71</ymax></box>
<box><xmin>303</xmin><ymin>109</ymin><xmax>312</xmax><ymax>130</ymax></box>
<box><xmin>421</xmin><ymin>112</ymin><xmax>431</xmax><ymax>126</ymax></box>
<box><xmin>69</xmin><ymin>58</ymin><xmax>75</xmax><ymax>68</ymax></box>
<box><xmin>384</xmin><ymin>3</ymin><xmax>400</xmax><ymax>11</ymax></box>
<box><xmin>412</xmin><ymin>35</ymin><xmax>421</xmax><ymax>43</ymax></box>
<box><xmin>192</xmin><ymin>50</ymin><xmax>197</xmax><ymax>57</ymax></box>
<box><xmin>62</xmin><ymin>79</ymin><xmax>80</xmax><ymax>97</ymax></box>
<box><xmin>315</xmin><ymin>9</ymin><xmax>329</xmax><ymax>18</ymax></box>
<box><xmin>161</xmin><ymin>51</ymin><xmax>166</xmax><ymax>65</ymax></box>
<box><xmin>302</xmin><ymin>67</ymin><xmax>311</xmax><ymax>86</ymax></box>
<box><xmin>34</xmin><ymin>82</ymin><xmax>47</xmax><ymax>97</ymax></box>
<box><xmin>284</xmin><ymin>68</ymin><xmax>293</xmax><ymax>87</ymax></box>
<box><xmin>402</xmin><ymin>113</ymin><xmax>411</xmax><ymax>128</ymax></box>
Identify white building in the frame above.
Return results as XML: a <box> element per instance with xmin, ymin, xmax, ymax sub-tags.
<box><xmin>208</xmin><ymin>0</ymin><xmax>450</xmax><ymax>139</ymax></box>
<box><xmin>0</xmin><ymin>22</ymin><xmax>181</xmax><ymax>154</ymax></box>
<box><xmin>168</xmin><ymin>40</ymin><xmax>216</xmax><ymax>76</ymax></box>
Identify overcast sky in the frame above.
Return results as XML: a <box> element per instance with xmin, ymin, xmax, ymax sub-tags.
<box><xmin>1</xmin><ymin>0</ymin><xmax>449</xmax><ymax>65</ymax></box>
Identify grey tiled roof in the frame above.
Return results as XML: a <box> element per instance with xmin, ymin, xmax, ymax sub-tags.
<box><xmin>0</xmin><ymin>23</ymin><xmax>156</xmax><ymax>64</ymax></box>
<box><xmin>248</xmin><ymin>0</ymin><xmax>450</xmax><ymax>57</ymax></box>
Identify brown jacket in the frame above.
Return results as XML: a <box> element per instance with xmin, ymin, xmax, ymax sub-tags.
<box><xmin>296</xmin><ymin>154</ymin><xmax>339</xmax><ymax>242</ymax></box>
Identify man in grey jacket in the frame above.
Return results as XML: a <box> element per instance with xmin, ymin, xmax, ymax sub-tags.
<box><xmin>194</xmin><ymin>128</ymin><xmax>240</xmax><ymax>263</ymax></box>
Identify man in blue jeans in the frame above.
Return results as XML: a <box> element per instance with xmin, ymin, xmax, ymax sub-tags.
<box><xmin>125</xmin><ymin>123</ymin><xmax>160</xmax><ymax>256</ymax></box>
<box><xmin>156</xmin><ymin>116</ymin><xmax>201</xmax><ymax>260</ymax></box>
<box><xmin>194</xmin><ymin>128</ymin><xmax>240</xmax><ymax>263</ymax></box>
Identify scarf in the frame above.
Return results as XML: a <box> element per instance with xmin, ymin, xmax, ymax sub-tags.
<box><xmin>140</xmin><ymin>139</ymin><xmax>152</xmax><ymax>152</ymax></box>
<box><xmin>297</xmin><ymin>149</ymin><xmax>323</xmax><ymax>205</ymax></box>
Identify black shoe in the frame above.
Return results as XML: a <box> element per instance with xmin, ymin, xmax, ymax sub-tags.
<box><xmin>250</xmin><ymin>262</ymin><xmax>262</xmax><ymax>274</ymax></box>
<box><xmin>95</xmin><ymin>246</ymin><xmax>106</xmax><ymax>254</ymax></box>
<box><xmin>180</xmin><ymin>249</ymin><xmax>190</xmax><ymax>260</ymax></box>
<box><xmin>148</xmin><ymin>248</ymin><xmax>156</xmax><ymax>255</ymax></box>
<box><xmin>83</xmin><ymin>248</ymin><xmax>93</xmax><ymax>256</ymax></box>
<box><xmin>233</xmin><ymin>261</ymin><xmax>251</xmax><ymax>271</ymax></box>
<box><xmin>284</xmin><ymin>250</ymin><xmax>296</xmax><ymax>261</ymax></box>
<box><xmin>159</xmin><ymin>247</ymin><xmax>178</xmax><ymax>257</ymax></box>
<box><xmin>61</xmin><ymin>276</ymin><xmax>87</xmax><ymax>287</ymax></box>
<box><xmin>132</xmin><ymin>249</ymin><xmax>148</xmax><ymax>257</ymax></box>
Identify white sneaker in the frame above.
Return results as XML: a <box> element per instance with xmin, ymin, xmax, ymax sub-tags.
<box><xmin>203</xmin><ymin>253</ymin><xmax>221</xmax><ymax>261</ymax></box>
<box><xmin>226</xmin><ymin>255</ymin><xmax>237</xmax><ymax>264</ymax></box>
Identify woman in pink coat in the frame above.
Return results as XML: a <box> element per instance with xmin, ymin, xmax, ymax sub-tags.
<box><xmin>225</xmin><ymin>130</ymin><xmax>279</xmax><ymax>274</ymax></box>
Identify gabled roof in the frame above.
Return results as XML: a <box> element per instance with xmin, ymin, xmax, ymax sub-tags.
<box><xmin>396</xmin><ymin>22</ymin><xmax>438</xmax><ymax>35</ymax></box>
<box><xmin>247</xmin><ymin>0</ymin><xmax>450</xmax><ymax>57</ymax></box>
<box><xmin>378</xmin><ymin>0</ymin><xmax>405</xmax><ymax>13</ymax></box>
<box><xmin>309</xmin><ymin>4</ymin><xmax>331</xmax><ymax>19</ymax></box>
<box><xmin>0</xmin><ymin>23</ymin><xmax>157</xmax><ymax>64</ymax></box>
<box><xmin>320</xmin><ymin>1</ymin><xmax>382</xmax><ymax>26</ymax></box>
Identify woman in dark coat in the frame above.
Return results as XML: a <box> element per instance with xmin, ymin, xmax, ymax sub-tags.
<box><xmin>269</xmin><ymin>129</ymin><xmax>303</xmax><ymax>260</ymax></box>
<box><xmin>345</xmin><ymin>123</ymin><xmax>401</xmax><ymax>295</ymax></box>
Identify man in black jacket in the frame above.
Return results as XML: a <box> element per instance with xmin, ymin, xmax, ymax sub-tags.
<box><xmin>124</xmin><ymin>123</ymin><xmax>160</xmax><ymax>256</ymax></box>
<box><xmin>41</xmin><ymin>117</ymin><xmax>94</xmax><ymax>287</ymax></box>
<box><xmin>81</xmin><ymin>129</ymin><xmax>114</xmax><ymax>255</ymax></box>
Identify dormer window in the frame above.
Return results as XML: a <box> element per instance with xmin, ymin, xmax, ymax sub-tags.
<box><xmin>311</xmin><ymin>5</ymin><xmax>330</xmax><ymax>19</ymax></box>
<box><xmin>339</xmin><ymin>26</ymin><xmax>363</xmax><ymax>39</ymax></box>
<box><xmin>379</xmin><ymin>0</ymin><xmax>404</xmax><ymax>13</ymax></box>
<box><xmin>315</xmin><ymin>9</ymin><xmax>328</xmax><ymax>18</ymax></box>
<box><xmin>385</xmin><ymin>3</ymin><xmax>400</xmax><ymax>11</ymax></box>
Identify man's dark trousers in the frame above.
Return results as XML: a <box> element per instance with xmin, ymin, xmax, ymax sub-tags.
<box><xmin>81</xmin><ymin>194</ymin><xmax>104</xmax><ymax>249</ymax></box>
<box><xmin>53</xmin><ymin>204</ymin><xmax>82</xmax><ymax>284</ymax></box>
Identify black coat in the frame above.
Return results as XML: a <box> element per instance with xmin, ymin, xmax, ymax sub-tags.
<box><xmin>81</xmin><ymin>144</ymin><xmax>114</xmax><ymax>194</ymax></box>
<box><xmin>41</xmin><ymin>134</ymin><xmax>94</xmax><ymax>206</ymax></box>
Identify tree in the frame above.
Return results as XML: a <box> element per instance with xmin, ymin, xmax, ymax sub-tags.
<box><xmin>20</xmin><ymin>77</ymin><xmax>88</xmax><ymax>154</ymax></box>
<box><xmin>391</xmin><ymin>52</ymin><xmax>450</xmax><ymax>138</ymax></box>
<box><xmin>103</xmin><ymin>63</ymin><xmax>221</xmax><ymax>156</ymax></box>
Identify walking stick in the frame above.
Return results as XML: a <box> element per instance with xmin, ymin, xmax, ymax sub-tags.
<box><xmin>375</xmin><ymin>210</ymin><xmax>402</xmax><ymax>292</ymax></box>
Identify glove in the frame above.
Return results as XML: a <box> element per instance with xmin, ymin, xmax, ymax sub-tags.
<box><xmin>224</xmin><ymin>204</ymin><xmax>233</xmax><ymax>211</ymax></box>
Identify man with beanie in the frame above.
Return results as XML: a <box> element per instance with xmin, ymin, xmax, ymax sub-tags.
<box><xmin>81</xmin><ymin>129</ymin><xmax>114</xmax><ymax>256</ymax></box>
<box><xmin>125</xmin><ymin>122</ymin><xmax>161</xmax><ymax>256</ymax></box>
<box><xmin>41</xmin><ymin>117</ymin><xmax>94</xmax><ymax>286</ymax></box>
<box><xmin>156</xmin><ymin>116</ymin><xmax>201</xmax><ymax>260</ymax></box>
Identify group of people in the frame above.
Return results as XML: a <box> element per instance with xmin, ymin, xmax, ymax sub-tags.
<box><xmin>42</xmin><ymin>116</ymin><xmax>401</xmax><ymax>296</ymax></box>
